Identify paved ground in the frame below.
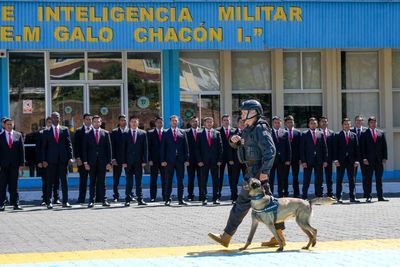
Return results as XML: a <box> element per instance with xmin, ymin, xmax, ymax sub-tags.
<box><xmin>1</xmin><ymin>186</ymin><xmax>400</xmax><ymax>266</ymax></box>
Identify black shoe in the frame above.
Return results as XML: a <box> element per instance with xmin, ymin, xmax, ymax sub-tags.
<box><xmin>0</xmin><ymin>205</ymin><xmax>5</xmax><ymax>211</ymax></box>
<box><xmin>47</xmin><ymin>203</ymin><xmax>53</xmax><ymax>209</ymax></box>
<box><xmin>179</xmin><ymin>200</ymin><xmax>189</xmax><ymax>206</ymax></box>
<box><xmin>113</xmin><ymin>198</ymin><xmax>119</xmax><ymax>203</ymax></box>
<box><xmin>202</xmin><ymin>200</ymin><xmax>208</xmax><ymax>206</ymax></box>
<box><xmin>41</xmin><ymin>201</ymin><xmax>47</xmax><ymax>206</ymax></box>
<box><xmin>232</xmin><ymin>200</ymin><xmax>236</xmax><ymax>205</ymax></box>
<box><xmin>62</xmin><ymin>202</ymin><xmax>72</xmax><ymax>208</ymax></box>
<box><xmin>102</xmin><ymin>201</ymin><xmax>110</xmax><ymax>207</ymax></box>
<box><xmin>165</xmin><ymin>200</ymin><xmax>171</xmax><ymax>206</ymax></box>
<box><xmin>150</xmin><ymin>199</ymin><xmax>156</xmax><ymax>202</ymax></box>
<box><xmin>366</xmin><ymin>197</ymin><xmax>372</xmax><ymax>203</ymax></box>
<box><xmin>88</xmin><ymin>202</ymin><xmax>94</xmax><ymax>208</ymax></box>
<box><xmin>53</xmin><ymin>199</ymin><xmax>61</xmax><ymax>205</ymax></box>
<box><xmin>350</xmin><ymin>198</ymin><xmax>360</xmax><ymax>203</ymax></box>
<box><xmin>124</xmin><ymin>202</ymin><xmax>130</xmax><ymax>207</ymax></box>
<box><xmin>336</xmin><ymin>199</ymin><xmax>343</xmax><ymax>204</ymax></box>
<box><xmin>13</xmin><ymin>205</ymin><xmax>23</xmax><ymax>210</ymax></box>
<box><xmin>213</xmin><ymin>199</ymin><xmax>220</xmax><ymax>205</ymax></box>
<box><xmin>138</xmin><ymin>200</ymin><xmax>148</xmax><ymax>206</ymax></box>
<box><xmin>378</xmin><ymin>197</ymin><xmax>389</xmax><ymax>202</ymax></box>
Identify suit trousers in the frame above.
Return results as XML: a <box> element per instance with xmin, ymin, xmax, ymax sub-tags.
<box><xmin>112</xmin><ymin>165</ymin><xmax>123</xmax><ymax>199</ymax></box>
<box><xmin>230</xmin><ymin>162</ymin><xmax>246</xmax><ymax>201</ymax></box>
<box><xmin>46</xmin><ymin>163</ymin><xmax>68</xmax><ymax>204</ymax></box>
<box><xmin>0</xmin><ymin>166</ymin><xmax>19</xmax><ymax>205</ymax></box>
<box><xmin>323</xmin><ymin>163</ymin><xmax>333</xmax><ymax>196</ymax></box>
<box><xmin>200</xmin><ymin>163</ymin><xmax>219</xmax><ymax>201</ymax></box>
<box><xmin>336</xmin><ymin>161</ymin><xmax>356</xmax><ymax>200</ymax></box>
<box><xmin>187</xmin><ymin>163</ymin><xmax>201</xmax><ymax>200</ymax></box>
<box><xmin>224</xmin><ymin>179</ymin><xmax>285</xmax><ymax>236</ymax></box>
<box><xmin>302</xmin><ymin>162</ymin><xmax>324</xmax><ymax>199</ymax></box>
<box><xmin>290</xmin><ymin>160</ymin><xmax>300</xmax><ymax>197</ymax></box>
<box><xmin>150</xmin><ymin>162</ymin><xmax>166</xmax><ymax>201</ymax></box>
<box><xmin>165</xmin><ymin>161</ymin><xmax>185</xmax><ymax>201</ymax></box>
<box><xmin>363</xmin><ymin>161</ymin><xmax>384</xmax><ymax>198</ymax></box>
<box><xmin>125</xmin><ymin>162</ymin><xmax>143</xmax><ymax>202</ymax></box>
<box><xmin>218</xmin><ymin>162</ymin><xmax>233</xmax><ymax>199</ymax></box>
<box><xmin>88</xmin><ymin>159</ymin><xmax>107</xmax><ymax>203</ymax></box>
<box><xmin>269</xmin><ymin>162</ymin><xmax>290</xmax><ymax>197</ymax></box>
<box><xmin>78</xmin><ymin>165</ymin><xmax>89</xmax><ymax>203</ymax></box>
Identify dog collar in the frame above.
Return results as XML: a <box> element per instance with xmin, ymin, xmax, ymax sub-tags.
<box><xmin>251</xmin><ymin>194</ymin><xmax>265</xmax><ymax>201</ymax></box>
<box><xmin>252</xmin><ymin>198</ymin><xmax>279</xmax><ymax>214</ymax></box>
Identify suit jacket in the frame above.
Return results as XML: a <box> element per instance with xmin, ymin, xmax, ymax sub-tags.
<box><xmin>351</xmin><ymin>126</ymin><xmax>367</xmax><ymax>141</ymax></box>
<box><xmin>286</xmin><ymin>128</ymin><xmax>301</xmax><ymax>162</ymax></box>
<box><xmin>228</xmin><ymin>128</ymin><xmax>242</xmax><ymax>164</ymax></box>
<box><xmin>333</xmin><ymin>131</ymin><xmax>360</xmax><ymax>164</ymax></box>
<box><xmin>217</xmin><ymin>127</ymin><xmax>234</xmax><ymax>163</ymax></box>
<box><xmin>160</xmin><ymin>128</ymin><xmax>189</xmax><ymax>164</ymax></box>
<box><xmin>186</xmin><ymin>128</ymin><xmax>199</xmax><ymax>164</ymax></box>
<box><xmin>147</xmin><ymin>128</ymin><xmax>163</xmax><ymax>163</ymax></box>
<box><xmin>42</xmin><ymin>126</ymin><xmax>73</xmax><ymax>164</ymax></box>
<box><xmin>123</xmin><ymin>128</ymin><xmax>148</xmax><ymax>165</ymax></box>
<box><xmin>196</xmin><ymin>128</ymin><xmax>223</xmax><ymax>165</ymax></box>
<box><xmin>300</xmin><ymin>129</ymin><xmax>328</xmax><ymax>165</ymax></box>
<box><xmin>0</xmin><ymin>130</ymin><xmax>25</xmax><ymax>167</ymax></box>
<box><xmin>319</xmin><ymin>128</ymin><xmax>335</xmax><ymax>163</ymax></box>
<box><xmin>82</xmin><ymin>128</ymin><xmax>112</xmax><ymax>166</ymax></box>
<box><xmin>73</xmin><ymin>125</ymin><xmax>88</xmax><ymax>160</ymax></box>
<box><xmin>271</xmin><ymin>128</ymin><xmax>291</xmax><ymax>164</ymax></box>
<box><xmin>111</xmin><ymin>127</ymin><xmax>127</xmax><ymax>164</ymax></box>
<box><xmin>35</xmin><ymin>129</ymin><xmax>44</xmax><ymax>163</ymax></box>
<box><xmin>360</xmin><ymin>128</ymin><xmax>388</xmax><ymax>163</ymax></box>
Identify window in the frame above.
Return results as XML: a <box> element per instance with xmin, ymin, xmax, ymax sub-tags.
<box><xmin>283</xmin><ymin>51</ymin><xmax>322</xmax><ymax>127</ymax></box>
<box><xmin>87</xmin><ymin>52</ymin><xmax>122</xmax><ymax>80</ymax></box>
<box><xmin>393</xmin><ymin>51</ymin><xmax>400</xmax><ymax>127</ymax></box>
<box><xmin>127</xmin><ymin>52</ymin><xmax>162</xmax><ymax>130</ymax></box>
<box><xmin>9</xmin><ymin>52</ymin><xmax>46</xmax><ymax>177</ymax></box>
<box><xmin>180</xmin><ymin>52</ymin><xmax>220</xmax><ymax>127</ymax></box>
<box><xmin>341</xmin><ymin>51</ymin><xmax>379</xmax><ymax>122</ymax></box>
<box><xmin>49</xmin><ymin>52</ymin><xmax>84</xmax><ymax>80</ymax></box>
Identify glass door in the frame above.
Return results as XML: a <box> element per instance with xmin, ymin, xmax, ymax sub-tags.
<box><xmin>89</xmin><ymin>85</ymin><xmax>123</xmax><ymax>131</ymax></box>
<box><xmin>51</xmin><ymin>85</ymin><xmax>85</xmax><ymax>132</ymax></box>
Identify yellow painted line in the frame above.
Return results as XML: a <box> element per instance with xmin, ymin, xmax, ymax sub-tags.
<box><xmin>0</xmin><ymin>239</ymin><xmax>399</xmax><ymax>265</ymax></box>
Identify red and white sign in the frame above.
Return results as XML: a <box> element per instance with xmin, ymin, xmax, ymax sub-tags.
<box><xmin>23</xmin><ymin>100</ymin><xmax>33</xmax><ymax>114</ymax></box>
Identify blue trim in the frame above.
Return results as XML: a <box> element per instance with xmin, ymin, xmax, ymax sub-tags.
<box><xmin>0</xmin><ymin>57</ymin><xmax>9</xmax><ymax>119</ymax></box>
<box><xmin>162</xmin><ymin>50</ymin><xmax>180</xmax><ymax>128</ymax></box>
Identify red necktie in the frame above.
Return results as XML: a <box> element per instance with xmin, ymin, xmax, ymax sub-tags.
<box><xmin>225</xmin><ymin>128</ymin><xmax>229</xmax><ymax>139</ymax></box>
<box><xmin>158</xmin><ymin>130</ymin><xmax>162</xmax><ymax>142</ymax></box>
<box><xmin>193</xmin><ymin>129</ymin><xmax>197</xmax><ymax>141</ymax></box>
<box><xmin>289</xmin><ymin>130</ymin><xmax>293</xmax><ymax>142</ymax></box>
<box><xmin>95</xmin><ymin>129</ymin><xmax>99</xmax><ymax>144</ymax></box>
<box><xmin>372</xmin><ymin>129</ymin><xmax>377</xmax><ymax>143</ymax></box>
<box><xmin>312</xmin><ymin>130</ymin><xmax>317</xmax><ymax>145</ymax></box>
<box><xmin>207</xmin><ymin>130</ymin><xmax>211</xmax><ymax>146</ymax></box>
<box><xmin>132</xmin><ymin>130</ymin><xmax>136</xmax><ymax>144</ymax></box>
<box><xmin>345</xmin><ymin>132</ymin><xmax>349</xmax><ymax>145</ymax></box>
<box><xmin>173</xmin><ymin>129</ymin><xmax>177</xmax><ymax>142</ymax></box>
<box><xmin>55</xmin><ymin>127</ymin><xmax>59</xmax><ymax>144</ymax></box>
<box><xmin>274</xmin><ymin>130</ymin><xmax>279</xmax><ymax>143</ymax></box>
<box><xmin>323</xmin><ymin>130</ymin><xmax>327</xmax><ymax>142</ymax></box>
<box><xmin>8</xmin><ymin>132</ymin><xmax>12</xmax><ymax>148</ymax></box>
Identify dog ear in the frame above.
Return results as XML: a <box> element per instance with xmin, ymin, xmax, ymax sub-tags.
<box><xmin>242</xmin><ymin>181</ymin><xmax>249</xmax><ymax>190</ymax></box>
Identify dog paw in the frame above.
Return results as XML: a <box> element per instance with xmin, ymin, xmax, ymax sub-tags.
<box><xmin>276</xmin><ymin>247</ymin><xmax>284</xmax><ymax>252</ymax></box>
<box><xmin>239</xmin><ymin>247</ymin><xmax>247</xmax><ymax>251</ymax></box>
<box><xmin>302</xmin><ymin>246</ymin><xmax>310</xmax><ymax>250</ymax></box>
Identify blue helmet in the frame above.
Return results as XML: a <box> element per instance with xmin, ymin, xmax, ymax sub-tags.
<box><xmin>239</xmin><ymin>100</ymin><xmax>263</xmax><ymax>116</ymax></box>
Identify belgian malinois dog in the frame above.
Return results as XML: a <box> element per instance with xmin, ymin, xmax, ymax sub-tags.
<box><xmin>240</xmin><ymin>178</ymin><xmax>336</xmax><ymax>252</ymax></box>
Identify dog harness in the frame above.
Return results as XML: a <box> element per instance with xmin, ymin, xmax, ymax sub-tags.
<box><xmin>251</xmin><ymin>195</ymin><xmax>279</xmax><ymax>221</ymax></box>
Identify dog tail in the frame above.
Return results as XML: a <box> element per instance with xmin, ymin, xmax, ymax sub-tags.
<box><xmin>309</xmin><ymin>197</ymin><xmax>336</xmax><ymax>206</ymax></box>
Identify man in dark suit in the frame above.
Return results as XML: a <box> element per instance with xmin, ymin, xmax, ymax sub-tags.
<box><xmin>269</xmin><ymin>116</ymin><xmax>291</xmax><ymax>197</ymax></box>
<box><xmin>197</xmin><ymin>117</ymin><xmax>223</xmax><ymax>205</ymax></box>
<box><xmin>73</xmin><ymin>113</ymin><xmax>92</xmax><ymax>204</ymax></box>
<box><xmin>360</xmin><ymin>116</ymin><xmax>388</xmax><ymax>202</ymax></box>
<box><xmin>333</xmin><ymin>118</ymin><xmax>360</xmax><ymax>203</ymax></box>
<box><xmin>42</xmin><ymin>112</ymin><xmax>73</xmax><ymax>209</ymax></box>
<box><xmin>0</xmin><ymin>118</ymin><xmax>25</xmax><ymax>211</ymax></box>
<box><xmin>319</xmin><ymin>116</ymin><xmax>335</xmax><ymax>197</ymax></box>
<box><xmin>217</xmin><ymin>115</ymin><xmax>234</xmax><ymax>200</ymax></box>
<box><xmin>160</xmin><ymin>115</ymin><xmax>189</xmax><ymax>206</ymax></box>
<box><xmin>186</xmin><ymin>116</ymin><xmax>201</xmax><ymax>201</ymax></box>
<box><xmin>351</xmin><ymin>115</ymin><xmax>367</xmax><ymax>194</ymax></box>
<box><xmin>148</xmin><ymin>116</ymin><xmax>166</xmax><ymax>202</ymax></box>
<box><xmin>284</xmin><ymin>115</ymin><xmax>301</xmax><ymax>198</ymax></box>
<box><xmin>111</xmin><ymin>114</ymin><xmax>127</xmax><ymax>202</ymax></box>
<box><xmin>83</xmin><ymin>115</ymin><xmax>112</xmax><ymax>208</ymax></box>
<box><xmin>228</xmin><ymin>118</ymin><xmax>247</xmax><ymax>204</ymax></box>
<box><xmin>300</xmin><ymin>117</ymin><xmax>328</xmax><ymax>199</ymax></box>
<box><xmin>36</xmin><ymin>117</ymin><xmax>54</xmax><ymax>205</ymax></box>
<box><xmin>122</xmin><ymin>116</ymin><xmax>148</xmax><ymax>206</ymax></box>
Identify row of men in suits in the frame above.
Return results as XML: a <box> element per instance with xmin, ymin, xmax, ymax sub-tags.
<box><xmin>269</xmin><ymin>115</ymin><xmax>388</xmax><ymax>202</ymax></box>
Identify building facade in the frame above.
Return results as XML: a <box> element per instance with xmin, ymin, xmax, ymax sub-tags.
<box><xmin>1</xmin><ymin>0</ymin><xmax>400</xmax><ymax>175</ymax></box>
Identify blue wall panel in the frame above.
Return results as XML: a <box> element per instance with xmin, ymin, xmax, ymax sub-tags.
<box><xmin>0</xmin><ymin>58</ymin><xmax>9</xmax><ymax>119</ymax></box>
